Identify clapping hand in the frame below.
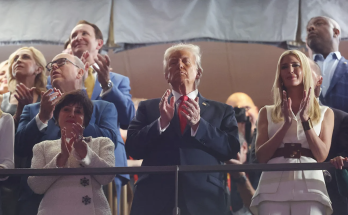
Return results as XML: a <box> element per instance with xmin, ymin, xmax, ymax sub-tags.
<box><xmin>93</xmin><ymin>54</ymin><xmax>111</xmax><ymax>90</ymax></box>
<box><xmin>14</xmin><ymin>83</ymin><xmax>35</xmax><ymax>106</ymax></box>
<box><xmin>299</xmin><ymin>88</ymin><xmax>311</xmax><ymax>122</ymax></box>
<box><xmin>159</xmin><ymin>89</ymin><xmax>175</xmax><ymax>129</ymax></box>
<box><xmin>180</xmin><ymin>97</ymin><xmax>201</xmax><ymax>131</ymax></box>
<box><xmin>71</xmin><ymin>123</ymin><xmax>87</xmax><ymax>159</ymax></box>
<box><xmin>38</xmin><ymin>88</ymin><xmax>62</xmax><ymax>124</ymax></box>
<box><xmin>281</xmin><ymin>90</ymin><xmax>292</xmax><ymax>125</ymax></box>
<box><xmin>57</xmin><ymin>127</ymin><xmax>73</xmax><ymax>167</ymax></box>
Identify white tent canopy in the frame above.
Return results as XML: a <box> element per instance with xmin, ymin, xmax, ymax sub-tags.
<box><xmin>0</xmin><ymin>0</ymin><xmax>346</xmax><ymax>48</ymax></box>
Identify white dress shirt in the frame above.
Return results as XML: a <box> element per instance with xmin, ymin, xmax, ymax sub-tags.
<box><xmin>0</xmin><ymin>112</ymin><xmax>15</xmax><ymax>181</ymax></box>
<box><xmin>158</xmin><ymin>89</ymin><xmax>199</xmax><ymax>136</ymax></box>
<box><xmin>313</xmin><ymin>52</ymin><xmax>341</xmax><ymax>97</ymax></box>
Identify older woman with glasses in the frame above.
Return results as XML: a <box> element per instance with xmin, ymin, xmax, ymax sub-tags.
<box><xmin>0</xmin><ymin>47</ymin><xmax>47</xmax><ymax>126</ymax></box>
<box><xmin>27</xmin><ymin>90</ymin><xmax>115</xmax><ymax>215</ymax></box>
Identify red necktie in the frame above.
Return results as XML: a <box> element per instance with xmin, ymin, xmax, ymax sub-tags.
<box><xmin>178</xmin><ymin>95</ymin><xmax>189</xmax><ymax>134</ymax></box>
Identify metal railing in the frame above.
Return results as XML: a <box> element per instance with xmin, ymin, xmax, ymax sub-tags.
<box><xmin>0</xmin><ymin>162</ymin><xmax>343</xmax><ymax>215</ymax></box>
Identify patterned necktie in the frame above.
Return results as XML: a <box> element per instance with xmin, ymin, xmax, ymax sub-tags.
<box><xmin>178</xmin><ymin>95</ymin><xmax>189</xmax><ymax>134</ymax></box>
<box><xmin>84</xmin><ymin>67</ymin><xmax>95</xmax><ymax>99</ymax></box>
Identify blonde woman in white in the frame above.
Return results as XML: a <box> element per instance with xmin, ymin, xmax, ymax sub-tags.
<box><xmin>250</xmin><ymin>50</ymin><xmax>334</xmax><ymax>215</ymax></box>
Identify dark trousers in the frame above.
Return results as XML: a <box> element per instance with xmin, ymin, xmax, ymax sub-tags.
<box><xmin>328</xmin><ymin>188</ymin><xmax>348</xmax><ymax>215</ymax></box>
<box><xmin>17</xmin><ymin>193</ymin><xmax>43</xmax><ymax>215</ymax></box>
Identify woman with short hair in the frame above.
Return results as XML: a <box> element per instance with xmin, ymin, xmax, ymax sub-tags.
<box><xmin>27</xmin><ymin>90</ymin><xmax>115</xmax><ymax>215</ymax></box>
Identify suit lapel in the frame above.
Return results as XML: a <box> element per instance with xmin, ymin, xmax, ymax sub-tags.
<box><xmin>325</xmin><ymin>57</ymin><xmax>348</xmax><ymax>97</ymax></box>
<box><xmin>91</xmin><ymin>77</ymin><xmax>101</xmax><ymax>100</ymax></box>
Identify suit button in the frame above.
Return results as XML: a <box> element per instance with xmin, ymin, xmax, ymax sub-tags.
<box><xmin>80</xmin><ymin>177</ymin><xmax>89</xmax><ymax>187</ymax></box>
<box><xmin>82</xmin><ymin>195</ymin><xmax>91</xmax><ymax>205</ymax></box>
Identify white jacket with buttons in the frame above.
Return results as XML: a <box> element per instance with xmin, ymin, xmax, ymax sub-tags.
<box><xmin>28</xmin><ymin>137</ymin><xmax>115</xmax><ymax>215</ymax></box>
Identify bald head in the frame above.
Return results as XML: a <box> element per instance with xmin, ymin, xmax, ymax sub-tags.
<box><xmin>226</xmin><ymin>92</ymin><xmax>255</xmax><ymax>108</ymax></box>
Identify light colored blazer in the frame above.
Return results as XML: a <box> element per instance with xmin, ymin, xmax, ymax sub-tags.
<box><xmin>0</xmin><ymin>112</ymin><xmax>14</xmax><ymax>181</ymax></box>
<box><xmin>28</xmin><ymin>137</ymin><xmax>115</xmax><ymax>215</ymax></box>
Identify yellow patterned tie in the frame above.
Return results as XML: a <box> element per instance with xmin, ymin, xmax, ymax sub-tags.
<box><xmin>84</xmin><ymin>67</ymin><xmax>95</xmax><ymax>99</ymax></box>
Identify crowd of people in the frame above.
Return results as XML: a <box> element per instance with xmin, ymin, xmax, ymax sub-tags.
<box><xmin>0</xmin><ymin>15</ymin><xmax>347</xmax><ymax>215</ymax></box>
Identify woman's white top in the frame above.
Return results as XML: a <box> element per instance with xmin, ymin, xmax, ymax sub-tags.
<box><xmin>27</xmin><ymin>137</ymin><xmax>115</xmax><ymax>215</ymax></box>
<box><xmin>0</xmin><ymin>112</ymin><xmax>15</xmax><ymax>180</ymax></box>
<box><xmin>250</xmin><ymin>105</ymin><xmax>332</xmax><ymax>215</ymax></box>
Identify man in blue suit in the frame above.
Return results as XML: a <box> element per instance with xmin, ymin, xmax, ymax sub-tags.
<box><xmin>126</xmin><ymin>44</ymin><xmax>240</xmax><ymax>215</ymax></box>
<box><xmin>307</xmin><ymin>16</ymin><xmax>348</xmax><ymax>113</ymax></box>
<box><xmin>15</xmin><ymin>53</ymin><xmax>118</xmax><ymax>215</ymax></box>
<box><xmin>47</xmin><ymin>20</ymin><xmax>134</xmax><ymax>210</ymax></box>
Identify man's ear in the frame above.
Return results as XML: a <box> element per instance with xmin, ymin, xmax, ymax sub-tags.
<box><xmin>333</xmin><ymin>28</ymin><xmax>340</xmax><ymax>38</ymax></box>
<box><xmin>96</xmin><ymin>39</ymin><xmax>104</xmax><ymax>50</ymax></box>
<box><xmin>196</xmin><ymin>68</ymin><xmax>202</xmax><ymax>79</ymax></box>
<box><xmin>77</xmin><ymin>68</ymin><xmax>85</xmax><ymax>79</ymax></box>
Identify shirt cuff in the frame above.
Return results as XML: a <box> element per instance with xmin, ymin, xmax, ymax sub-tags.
<box><xmin>100</xmin><ymin>86</ymin><xmax>112</xmax><ymax>98</ymax></box>
<box><xmin>191</xmin><ymin>125</ymin><xmax>199</xmax><ymax>136</ymax></box>
<box><xmin>35</xmin><ymin>114</ymin><xmax>48</xmax><ymax>131</ymax></box>
<box><xmin>158</xmin><ymin>117</ymin><xmax>170</xmax><ymax>134</ymax></box>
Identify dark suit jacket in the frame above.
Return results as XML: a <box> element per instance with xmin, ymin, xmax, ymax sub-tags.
<box><xmin>47</xmin><ymin>72</ymin><xmax>135</xmax><ymax>183</ymax></box>
<box><xmin>15</xmin><ymin>100</ymin><xmax>118</xmax><ymax>214</ymax></box>
<box><xmin>126</xmin><ymin>93</ymin><xmax>240</xmax><ymax>215</ymax></box>
<box><xmin>325</xmin><ymin>108</ymin><xmax>348</xmax><ymax>215</ymax></box>
<box><xmin>320</xmin><ymin>56</ymin><xmax>348</xmax><ymax>113</ymax></box>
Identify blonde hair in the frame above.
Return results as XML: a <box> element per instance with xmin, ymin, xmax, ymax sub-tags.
<box><xmin>271</xmin><ymin>50</ymin><xmax>320</xmax><ymax>123</ymax></box>
<box><xmin>7</xmin><ymin>47</ymin><xmax>47</xmax><ymax>94</ymax></box>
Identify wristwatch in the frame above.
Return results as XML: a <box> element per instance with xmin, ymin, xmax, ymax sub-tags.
<box><xmin>231</xmin><ymin>174</ymin><xmax>247</xmax><ymax>184</ymax></box>
<box><xmin>100</xmin><ymin>79</ymin><xmax>113</xmax><ymax>91</ymax></box>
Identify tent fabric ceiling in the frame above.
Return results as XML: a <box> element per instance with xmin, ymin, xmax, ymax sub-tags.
<box><xmin>0</xmin><ymin>0</ymin><xmax>346</xmax><ymax>49</ymax></box>
<box><xmin>300</xmin><ymin>0</ymin><xmax>348</xmax><ymax>42</ymax></box>
<box><xmin>0</xmin><ymin>0</ymin><xmax>111</xmax><ymax>44</ymax></box>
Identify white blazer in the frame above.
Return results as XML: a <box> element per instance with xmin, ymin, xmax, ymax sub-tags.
<box><xmin>28</xmin><ymin>137</ymin><xmax>115</xmax><ymax>215</ymax></box>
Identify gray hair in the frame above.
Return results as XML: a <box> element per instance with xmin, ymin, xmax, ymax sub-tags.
<box><xmin>163</xmin><ymin>43</ymin><xmax>203</xmax><ymax>87</ymax></box>
<box><xmin>73</xmin><ymin>56</ymin><xmax>86</xmax><ymax>88</ymax></box>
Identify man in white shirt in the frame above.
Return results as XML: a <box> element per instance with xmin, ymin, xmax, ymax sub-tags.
<box><xmin>306</xmin><ymin>16</ymin><xmax>348</xmax><ymax>113</ymax></box>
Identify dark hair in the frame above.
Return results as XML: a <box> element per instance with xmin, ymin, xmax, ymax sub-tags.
<box><xmin>53</xmin><ymin>90</ymin><xmax>93</xmax><ymax>127</ymax></box>
<box><xmin>76</xmin><ymin>20</ymin><xmax>103</xmax><ymax>41</ymax></box>
<box><xmin>63</xmin><ymin>38</ymin><xmax>71</xmax><ymax>50</ymax></box>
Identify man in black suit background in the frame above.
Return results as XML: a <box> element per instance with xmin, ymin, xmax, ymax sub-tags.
<box><xmin>309</xmin><ymin>58</ymin><xmax>348</xmax><ymax>215</ymax></box>
<box><xmin>126</xmin><ymin>43</ymin><xmax>240</xmax><ymax>215</ymax></box>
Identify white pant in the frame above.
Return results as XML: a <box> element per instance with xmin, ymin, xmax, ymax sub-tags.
<box><xmin>258</xmin><ymin>201</ymin><xmax>327</xmax><ymax>215</ymax></box>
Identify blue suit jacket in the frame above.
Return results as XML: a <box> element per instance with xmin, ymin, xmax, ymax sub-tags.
<box><xmin>15</xmin><ymin>100</ymin><xmax>118</xmax><ymax>201</ymax></box>
<box><xmin>47</xmin><ymin>72</ymin><xmax>134</xmax><ymax>183</ymax></box>
<box><xmin>320</xmin><ymin>56</ymin><xmax>348</xmax><ymax>113</ymax></box>
<box><xmin>126</xmin><ymin>94</ymin><xmax>240</xmax><ymax>215</ymax></box>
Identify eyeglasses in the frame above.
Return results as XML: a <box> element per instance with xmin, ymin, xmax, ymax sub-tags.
<box><xmin>46</xmin><ymin>58</ymin><xmax>80</xmax><ymax>72</ymax></box>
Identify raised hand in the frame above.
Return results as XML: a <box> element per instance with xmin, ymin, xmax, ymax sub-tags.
<box><xmin>159</xmin><ymin>89</ymin><xmax>175</xmax><ymax>128</ymax></box>
<box><xmin>14</xmin><ymin>83</ymin><xmax>35</xmax><ymax>106</ymax></box>
<box><xmin>299</xmin><ymin>87</ymin><xmax>311</xmax><ymax>122</ymax></box>
<box><xmin>57</xmin><ymin>127</ymin><xmax>72</xmax><ymax>167</ymax></box>
<box><xmin>93</xmin><ymin>54</ymin><xmax>111</xmax><ymax>90</ymax></box>
<box><xmin>330</xmin><ymin>156</ymin><xmax>348</xmax><ymax>170</ymax></box>
<box><xmin>80</xmin><ymin>51</ymin><xmax>93</xmax><ymax>68</ymax></box>
<box><xmin>281</xmin><ymin>90</ymin><xmax>292</xmax><ymax>125</ymax></box>
<box><xmin>38</xmin><ymin>88</ymin><xmax>62</xmax><ymax>124</ymax></box>
<box><xmin>71</xmin><ymin>123</ymin><xmax>87</xmax><ymax>159</ymax></box>
<box><xmin>180</xmin><ymin>97</ymin><xmax>201</xmax><ymax>131</ymax></box>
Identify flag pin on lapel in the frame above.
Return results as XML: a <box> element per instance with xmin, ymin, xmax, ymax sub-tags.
<box><xmin>202</xmin><ymin>102</ymin><xmax>207</xmax><ymax>106</ymax></box>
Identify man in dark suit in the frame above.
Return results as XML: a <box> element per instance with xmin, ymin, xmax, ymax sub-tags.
<box><xmin>126</xmin><ymin>44</ymin><xmax>240</xmax><ymax>215</ymax></box>
<box><xmin>15</xmin><ymin>53</ymin><xmax>118</xmax><ymax>215</ymax></box>
<box><xmin>47</xmin><ymin>20</ymin><xmax>134</xmax><ymax>207</ymax></box>
<box><xmin>310</xmin><ymin>59</ymin><xmax>348</xmax><ymax>215</ymax></box>
<box><xmin>307</xmin><ymin>16</ymin><xmax>348</xmax><ymax>113</ymax></box>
